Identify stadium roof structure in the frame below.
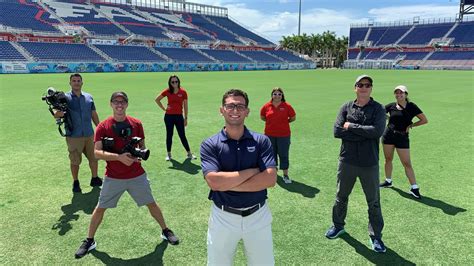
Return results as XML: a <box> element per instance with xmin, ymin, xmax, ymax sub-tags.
<box><xmin>460</xmin><ymin>0</ymin><xmax>474</xmax><ymax>20</ymax></box>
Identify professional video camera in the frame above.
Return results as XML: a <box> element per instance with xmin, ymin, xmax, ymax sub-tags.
<box><xmin>41</xmin><ymin>87</ymin><xmax>72</xmax><ymax>137</ymax></box>
<box><xmin>102</xmin><ymin>137</ymin><xmax>150</xmax><ymax>160</ymax></box>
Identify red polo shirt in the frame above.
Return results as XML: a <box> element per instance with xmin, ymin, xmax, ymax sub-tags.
<box><xmin>160</xmin><ymin>88</ymin><xmax>188</xmax><ymax>115</ymax></box>
<box><xmin>94</xmin><ymin>116</ymin><xmax>146</xmax><ymax>179</ymax></box>
<box><xmin>260</xmin><ymin>101</ymin><xmax>296</xmax><ymax>137</ymax></box>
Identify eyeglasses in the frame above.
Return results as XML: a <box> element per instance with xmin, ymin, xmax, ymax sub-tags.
<box><xmin>112</xmin><ymin>100</ymin><xmax>127</xmax><ymax>105</ymax></box>
<box><xmin>223</xmin><ymin>103</ymin><xmax>247</xmax><ymax>112</ymax></box>
<box><xmin>170</xmin><ymin>80</ymin><xmax>179</xmax><ymax>84</ymax></box>
<box><xmin>356</xmin><ymin>83</ymin><xmax>372</xmax><ymax>88</ymax></box>
<box><xmin>272</xmin><ymin>93</ymin><xmax>282</xmax><ymax>96</ymax></box>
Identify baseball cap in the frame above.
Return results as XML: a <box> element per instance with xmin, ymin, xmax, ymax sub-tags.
<box><xmin>394</xmin><ymin>85</ymin><xmax>408</xmax><ymax>93</ymax></box>
<box><xmin>355</xmin><ymin>74</ymin><xmax>373</xmax><ymax>85</ymax></box>
<box><xmin>110</xmin><ymin>91</ymin><xmax>128</xmax><ymax>102</ymax></box>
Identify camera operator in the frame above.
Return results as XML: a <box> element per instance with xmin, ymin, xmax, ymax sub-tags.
<box><xmin>75</xmin><ymin>91</ymin><xmax>179</xmax><ymax>259</ymax></box>
<box><xmin>53</xmin><ymin>73</ymin><xmax>102</xmax><ymax>193</ymax></box>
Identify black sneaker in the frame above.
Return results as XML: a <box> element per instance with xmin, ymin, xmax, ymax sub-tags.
<box><xmin>90</xmin><ymin>177</ymin><xmax>103</xmax><ymax>187</ymax></box>
<box><xmin>379</xmin><ymin>180</ymin><xmax>393</xmax><ymax>188</ymax></box>
<box><xmin>72</xmin><ymin>180</ymin><xmax>82</xmax><ymax>193</ymax></box>
<box><xmin>75</xmin><ymin>238</ymin><xmax>96</xmax><ymax>259</ymax></box>
<box><xmin>370</xmin><ymin>236</ymin><xmax>386</xmax><ymax>253</ymax></box>
<box><xmin>325</xmin><ymin>226</ymin><xmax>346</xmax><ymax>239</ymax></box>
<box><xmin>409</xmin><ymin>188</ymin><xmax>422</xmax><ymax>199</ymax></box>
<box><xmin>161</xmin><ymin>228</ymin><xmax>179</xmax><ymax>245</ymax></box>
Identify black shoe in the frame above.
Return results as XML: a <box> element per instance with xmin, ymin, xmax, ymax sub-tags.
<box><xmin>90</xmin><ymin>177</ymin><xmax>103</xmax><ymax>187</ymax></box>
<box><xmin>325</xmin><ymin>226</ymin><xmax>346</xmax><ymax>239</ymax></box>
<box><xmin>409</xmin><ymin>188</ymin><xmax>422</xmax><ymax>199</ymax></box>
<box><xmin>161</xmin><ymin>228</ymin><xmax>179</xmax><ymax>245</ymax></box>
<box><xmin>370</xmin><ymin>236</ymin><xmax>386</xmax><ymax>253</ymax></box>
<box><xmin>72</xmin><ymin>180</ymin><xmax>82</xmax><ymax>193</ymax></box>
<box><xmin>379</xmin><ymin>180</ymin><xmax>393</xmax><ymax>188</ymax></box>
<box><xmin>75</xmin><ymin>238</ymin><xmax>96</xmax><ymax>259</ymax></box>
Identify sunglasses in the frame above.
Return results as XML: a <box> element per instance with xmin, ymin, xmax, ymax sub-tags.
<box><xmin>223</xmin><ymin>104</ymin><xmax>247</xmax><ymax>112</ymax></box>
<box><xmin>112</xmin><ymin>100</ymin><xmax>127</xmax><ymax>105</ymax></box>
<box><xmin>356</xmin><ymin>83</ymin><xmax>372</xmax><ymax>88</ymax></box>
<box><xmin>272</xmin><ymin>93</ymin><xmax>282</xmax><ymax>96</ymax></box>
<box><xmin>170</xmin><ymin>80</ymin><xmax>179</xmax><ymax>84</ymax></box>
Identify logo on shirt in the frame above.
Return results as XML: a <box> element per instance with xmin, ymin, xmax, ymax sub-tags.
<box><xmin>247</xmin><ymin>146</ymin><xmax>256</xmax><ymax>152</ymax></box>
<box><xmin>279</xmin><ymin>107</ymin><xmax>285</xmax><ymax>111</ymax></box>
<box><xmin>178</xmin><ymin>94</ymin><xmax>183</xmax><ymax>97</ymax></box>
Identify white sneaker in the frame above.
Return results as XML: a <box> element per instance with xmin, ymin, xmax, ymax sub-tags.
<box><xmin>282</xmin><ymin>175</ymin><xmax>292</xmax><ymax>184</ymax></box>
<box><xmin>165</xmin><ymin>155</ymin><xmax>172</xmax><ymax>161</ymax></box>
<box><xmin>187</xmin><ymin>154</ymin><xmax>197</xmax><ymax>160</ymax></box>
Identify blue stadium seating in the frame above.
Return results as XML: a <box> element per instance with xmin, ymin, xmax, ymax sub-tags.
<box><xmin>239</xmin><ymin>51</ymin><xmax>283</xmax><ymax>62</ymax></box>
<box><xmin>363</xmin><ymin>51</ymin><xmax>385</xmax><ymax>60</ymax></box>
<box><xmin>448</xmin><ymin>21</ymin><xmax>474</xmax><ymax>45</ymax></box>
<box><xmin>266</xmin><ymin>50</ymin><xmax>309</xmax><ymax>63</ymax></box>
<box><xmin>94</xmin><ymin>3</ymin><xmax>169</xmax><ymax>39</ymax></box>
<box><xmin>0</xmin><ymin>41</ymin><xmax>26</xmax><ymax>61</ymax></box>
<box><xmin>19</xmin><ymin>42</ymin><xmax>104</xmax><ymax>61</ymax></box>
<box><xmin>375</xmin><ymin>26</ymin><xmax>411</xmax><ymax>46</ymax></box>
<box><xmin>382</xmin><ymin>52</ymin><xmax>428</xmax><ymax>60</ymax></box>
<box><xmin>206</xmin><ymin>15</ymin><xmax>273</xmax><ymax>45</ymax></box>
<box><xmin>182</xmin><ymin>13</ymin><xmax>242</xmax><ymax>43</ymax></box>
<box><xmin>95</xmin><ymin>44</ymin><xmax>166</xmax><ymax>62</ymax></box>
<box><xmin>0</xmin><ymin>1</ymin><xmax>59</xmax><ymax>32</ymax></box>
<box><xmin>44</xmin><ymin>1</ymin><xmax>127</xmax><ymax>36</ymax></box>
<box><xmin>200</xmin><ymin>49</ymin><xmax>252</xmax><ymax>63</ymax></box>
<box><xmin>399</xmin><ymin>23</ymin><xmax>452</xmax><ymax>45</ymax></box>
<box><xmin>348</xmin><ymin>50</ymin><xmax>359</xmax><ymax>59</ymax></box>
<box><xmin>155</xmin><ymin>47</ymin><xmax>214</xmax><ymax>62</ymax></box>
<box><xmin>429</xmin><ymin>51</ymin><xmax>474</xmax><ymax>60</ymax></box>
<box><xmin>349</xmin><ymin>28</ymin><xmax>368</xmax><ymax>47</ymax></box>
<box><xmin>366</xmin><ymin>28</ymin><xmax>387</xmax><ymax>46</ymax></box>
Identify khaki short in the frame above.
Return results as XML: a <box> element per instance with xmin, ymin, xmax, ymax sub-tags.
<box><xmin>66</xmin><ymin>136</ymin><xmax>97</xmax><ymax>165</ymax></box>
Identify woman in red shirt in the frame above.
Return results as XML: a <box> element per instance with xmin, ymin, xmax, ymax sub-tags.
<box><xmin>260</xmin><ymin>87</ymin><xmax>296</xmax><ymax>183</ymax></box>
<box><xmin>155</xmin><ymin>75</ymin><xmax>196</xmax><ymax>161</ymax></box>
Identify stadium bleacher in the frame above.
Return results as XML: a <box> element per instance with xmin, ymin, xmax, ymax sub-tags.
<box><xmin>200</xmin><ymin>49</ymin><xmax>252</xmax><ymax>63</ymax></box>
<box><xmin>239</xmin><ymin>50</ymin><xmax>283</xmax><ymax>63</ymax></box>
<box><xmin>206</xmin><ymin>15</ymin><xmax>274</xmax><ymax>45</ymax></box>
<box><xmin>154</xmin><ymin>47</ymin><xmax>215</xmax><ymax>63</ymax></box>
<box><xmin>19</xmin><ymin>42</ymin><xmax>104</xmax><ymax>61</ymax></box>
<box><xmin>95</xmin><ymin>44</ymin><xmax>166</xmax><ymax>62</ymax></box>
<box><xmin>0</xmin><ymin>41</ymin><xmax>26</xmax><ymax>61</ymax></box>
<box><xmin>0</xmin><ymin>0</ymin><xmax>59</xmax><ymax>32</ymax></box>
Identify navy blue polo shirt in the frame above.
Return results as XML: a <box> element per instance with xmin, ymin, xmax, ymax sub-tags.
<box><xmin>200</xmin><ymin>127</ymin><xmax>276</xmax><ymax>208</ymax></box>
<box><xmin>65</xmin><ymin>91</ymin><xmax>96</xmax><ymax>137</ymax></box>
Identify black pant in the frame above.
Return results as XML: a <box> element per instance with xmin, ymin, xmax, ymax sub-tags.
<box><xmin>164</xmin><ymin>114</ymin><xmax>190</xmax><ymax>153</ymax></box>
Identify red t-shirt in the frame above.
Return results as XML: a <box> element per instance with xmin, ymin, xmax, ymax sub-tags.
<box><xmin>160</xmin><ymin>88</ymin><xmax>188</xmax><ymax>115</ymax></box>
<box><xmin>260</xmin><ymin>101</ymin><xmax>296</xmax><ymax>137</ymax></box>
<box><xmin>94</xmin><ymin>116</ymin><xmax>146</xmax><ymax>179</ymax></box>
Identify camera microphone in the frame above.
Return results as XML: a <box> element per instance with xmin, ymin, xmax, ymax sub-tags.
<box><xmin>47</xmin><ymin>87</ymin><xmax>57</xmax><ymax>95</ymax></box>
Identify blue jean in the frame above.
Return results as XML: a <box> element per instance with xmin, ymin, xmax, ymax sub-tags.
<box><xmin>268</xmin><ymin>136</ymin><xmax>291</xmax><ymax>170</ymax></box>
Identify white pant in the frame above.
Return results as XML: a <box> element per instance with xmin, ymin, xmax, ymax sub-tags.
<box><xmin>207</xmin><ymin>202</ymin><xmax>274</xmax><ymax>266</ymax></box>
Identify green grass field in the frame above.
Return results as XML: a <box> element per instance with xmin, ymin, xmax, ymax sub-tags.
<box><xmin>0</xmin><ymin>69</ymin><xmax>473</xmax><ymax>265</ymax></box>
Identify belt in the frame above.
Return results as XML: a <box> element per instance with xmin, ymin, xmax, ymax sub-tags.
<box><xmin>390</xmin><ymin>129</ymin><xmax>407</xmax><ymax>135</ymax></box>
<box><xmin>215</xmin><ymin>201</ymin><xmax>266</xmax><ymax>217</ymax></box>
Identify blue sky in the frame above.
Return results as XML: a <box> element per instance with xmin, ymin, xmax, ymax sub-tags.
<box><xmin>191</xmin><ymin>0</ymin><xmax>461</xmax><ymax>42</ymax></box>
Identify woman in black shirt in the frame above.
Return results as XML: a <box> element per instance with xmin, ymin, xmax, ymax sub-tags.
<box><xmin>380</xmin><ymin>85</ymin><xmax>428</xmax><ymax>199</ymax></box>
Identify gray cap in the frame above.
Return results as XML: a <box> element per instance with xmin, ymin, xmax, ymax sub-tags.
<box><xmin>355</xmin><ymin>74</ymin><xmax>373</xmax><ymax>84</ymax></box>
<box><xmin>110</xmin><ymin>91</ymin><xmax>128</xmax><ymax>102</ymax></box>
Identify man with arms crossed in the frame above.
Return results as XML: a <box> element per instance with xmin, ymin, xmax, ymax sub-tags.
<box><xmin>75</xmin><ymin>92</ymin><xmax>179</xmax><ymax>259</ymax></box>
<box><xmin>200</xmin><ymin>89</ymin><xmax>277</xmax><ymax>265</ymax></box>
<box><xmin>325</xmin><ymin>75</ymin><xmax>387</xmax><ymax>253</ymax></box>
<box><xmin>54</xmin><ymin>73</ymin><xmax>102</xmax><ymax>192</ymax></box>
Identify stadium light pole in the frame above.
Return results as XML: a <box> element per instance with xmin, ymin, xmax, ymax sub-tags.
<box><xmin>298</xmin><ymin>0</ymin><xmax>302</xmax><ymax>35</ymax></box>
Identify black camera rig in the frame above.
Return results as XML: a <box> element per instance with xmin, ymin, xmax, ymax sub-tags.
<box><xmin>41</xmin><ymin>87</ymin><xmax>72</xmax><ymax>137</ymax></box>
<box><xmin>102</xmin><ymin>137</ymin><xmax>150</xmax><ymax>160</ymax></box>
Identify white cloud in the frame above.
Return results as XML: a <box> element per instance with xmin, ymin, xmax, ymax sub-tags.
<box><xmin>368</xmin><ymin>5</ymin><xmax>459</xmax><ymax>22</ymax></box>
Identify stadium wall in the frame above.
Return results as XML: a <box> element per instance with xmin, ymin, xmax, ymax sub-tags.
<box><xmin>0</xmin><ymin>62</ymin><xmax>316</xmax><ymax>74</ymax></box>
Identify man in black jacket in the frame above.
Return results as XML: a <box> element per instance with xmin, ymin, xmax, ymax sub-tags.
<box><xmin>325</xmin><ymin>75</ymin><xmax>387</xmax><ymax>253</ymax></box>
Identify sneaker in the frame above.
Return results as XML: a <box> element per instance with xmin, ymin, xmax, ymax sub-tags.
<box><xmin>379</xmin><ymin>180</ymin><xmax>393</xmax><ymax>188</ymax></box>
<box><xmin>90</xmin><ymin>177</ymin><xmax>103</xmax><ymax>187</ymax></box>
<box><xmin>161</xmin><ymin>228</ymin><xmax>179</xmax><ymax>245</ymax></box>
<box><xmin>75</xmin><ymin>238</ymin><xmax>96</xmax><ymax>259</ymax></box>
<box><xmin>72</xmin><ymin>180</ymin><xmax>82</xmax><ymax>193</ymax></box>
<box><xmin>370</xmin><ymin>236</ymin><xmax>386</xmax><ymax>253</ymax></box>
<box><xmin>165</xmin><ymin>155</ymin><xmax>172</xmax><ymax>161</ymax></box>
<box><xmin>282</xmin><ymin>175</ymin><xmax>292</xmax><ymax>184</ymax></box>
<box><xmin>409</xmin><ymin>188</ymin><xmax>422</xmax><ymax>199</ymax></box>
<box><xmin>187</xmin><ymin>153</ymin><xmax>197</xmax><ymax>160</ymax></box>
<box><xmin>325</xmin><ymin>226</ymin><xmax>346</xmax><ymax>239</ymax></box>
